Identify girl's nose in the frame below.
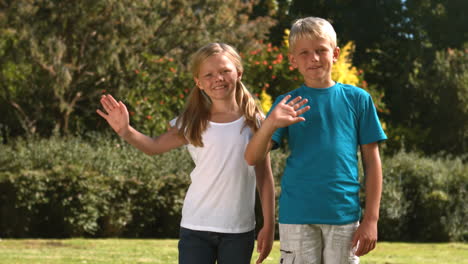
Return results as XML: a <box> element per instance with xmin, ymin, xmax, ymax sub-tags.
<box><xmin>214</xmin><ymin>73</ymin><xmax>224</xmax><ymax>81</ymax></box>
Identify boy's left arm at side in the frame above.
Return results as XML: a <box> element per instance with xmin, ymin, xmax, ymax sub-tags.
<box><xmin>352</xmin><ymin>142</ymin><xmax>383</xmax><ymax>256</ymax></box>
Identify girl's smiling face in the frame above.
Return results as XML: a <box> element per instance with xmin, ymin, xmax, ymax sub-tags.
<box><xmin>195</xmin><ymin>53</ymin><xmax>241</xmax><ymax>101</ymax></box>
<box><xmin>289</xmin><ymin>37</ymin><xmax>340</xmax><ymax>88</ymax></box>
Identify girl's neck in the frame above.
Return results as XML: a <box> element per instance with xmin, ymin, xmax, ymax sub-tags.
<box><xmin>210</xmin><ymin>99</ymin><xmax>242</xmax><ymax>123</ymax></box>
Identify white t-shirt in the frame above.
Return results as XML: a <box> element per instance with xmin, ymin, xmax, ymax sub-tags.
<box><xmin>171</xmin><ymin>116</ymin><xmax>256</xmax><ymax>233</ymax></box>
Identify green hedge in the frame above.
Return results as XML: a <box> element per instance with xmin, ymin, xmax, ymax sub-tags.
<box><xmin>378</xmin><ymin>151</ymin><xmax>467</xmax><ymax>242</ymax></box>
<box><xmin>0</xmin><ymin>134</ymin><xmax>191</xmax><ymax>238</ymax></box>
<box><xmin>0</xmin><ymin>136</ymin><xmax>466</xmax><ymax>241</ymax></box>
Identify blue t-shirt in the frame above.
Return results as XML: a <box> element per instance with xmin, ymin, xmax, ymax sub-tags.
<box><xmin>271</xmin><ymin>82</ymin><xmax>387</xmax><ymax>225</ymax></box>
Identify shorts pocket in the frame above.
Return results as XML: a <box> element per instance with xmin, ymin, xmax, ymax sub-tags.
<box><xmin>279</xmin><ymin>249</ymin><xmax>295</xmax><ymax>264</ymax></box>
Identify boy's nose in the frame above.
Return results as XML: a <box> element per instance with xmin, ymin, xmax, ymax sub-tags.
<box><xmin>310</xmin><ymin>52</ymin><xmax>320</xmax><ymax>61</ymax></box>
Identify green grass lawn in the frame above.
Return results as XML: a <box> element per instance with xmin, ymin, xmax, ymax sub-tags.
<box><xmin>0</xmin><ymin>239</ymin><xmax>466</xmax><ymax>264</ymax></box>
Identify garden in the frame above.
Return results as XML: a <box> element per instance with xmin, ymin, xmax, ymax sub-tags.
<box><xmin>0</xmin><ymin>0</ymin><xmax>467</xmax><ymax>262</ymax></box>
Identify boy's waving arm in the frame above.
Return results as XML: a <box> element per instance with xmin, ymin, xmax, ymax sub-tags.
<box><xmin>245</xmin><ymin>95</ymin><xmax>309</xmax><ymax>165</ymax></box>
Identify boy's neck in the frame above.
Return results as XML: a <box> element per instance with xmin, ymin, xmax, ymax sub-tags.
<box><xmin>304</xmin><ymin>79</ymin><xmax>335</xmax><ymax>89</ymax></box>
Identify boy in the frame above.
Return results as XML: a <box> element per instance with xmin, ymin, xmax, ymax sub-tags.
<box><xmin>245</xmin><ymin>17</ymin><xmax>387</xmax><ymax>264</ymax></box>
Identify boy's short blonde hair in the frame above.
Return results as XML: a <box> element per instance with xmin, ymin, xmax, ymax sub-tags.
<box><xmin>289</xmin><ymin>17</ymin><xmax>337</xmax><ymax>52</ymax></box>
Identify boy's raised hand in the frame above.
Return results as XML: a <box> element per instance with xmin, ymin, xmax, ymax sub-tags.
<box><xmin>267</xmin><ymin>95</ymin><xmax>310</xmax><ymax>129</ymax></box>
<box><xmin>96</xmin><ymin>94</ymin><xmax>130</xmax><ymax>137</ymax></box>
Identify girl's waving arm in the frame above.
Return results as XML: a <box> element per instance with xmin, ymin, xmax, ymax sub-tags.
<box><xmin>97</xmin><ymin>94</ymin><xmax>187</xmax><ymax>155</ymax></box>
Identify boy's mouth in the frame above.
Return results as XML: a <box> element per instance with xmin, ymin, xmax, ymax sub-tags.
<box><xmin>307</xmin><ymin>66</ymin><xmax>321</xmax><ymax>71</ymax></box>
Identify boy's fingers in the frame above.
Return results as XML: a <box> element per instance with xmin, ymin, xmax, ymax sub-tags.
<box><xmin>295</xmin><ymin>117</ymin><xmax>305</xmax><ymax>123</ymax></box>
<box><xmin>293</xmin><ymin>98</ymin><xmax>308</xmax><ymax>110</ymax></box>
<box><xmin>356</xmin><ymin>240</ymin><xmax>371</xmax><ymax>256</ymax></box>
<box><xmin>279</xmin><ymin>95</ymin><xmax>292</xmax><ymax>105</ymax></box>
<box><xmin>296</xmin><ymin>106</ymin><xmax>310</xmax><ymax>116</ymax></box>
<box><xmin>287</xmin><ymin>96</ymin><xmax>302</xmax><ymax>106</ymax></box>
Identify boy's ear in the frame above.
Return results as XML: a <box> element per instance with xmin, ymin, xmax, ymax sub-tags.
<box><xmin>332</xmin><ymin>47</ymin><xmax>340</xmax><ymax>63</ymax></box>
<box><xmin>288</xmin><ymin>53</ymin><xmax>298</xmax><ymax>68</ymax></box>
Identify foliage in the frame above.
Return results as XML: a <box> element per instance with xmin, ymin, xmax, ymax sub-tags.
<box><xmin>377</xmin><ymin>151</ymin><xmax>467</xmax><ymax>242</ymax></box>
<box><xmin>0</xmin><ymin>0</ymin><xmax>275</xmax><ymax>138</ymax></box>
<box><xmin>405</xmin><ymin>48</ymin><xmax>468</xmax><ymax>155</ymax></box>
<box><xmin>1</xmin><ymin>136</ymin><xmax>466</xmax><ymax>241</ymax></box>
<box><xmin>268</xmin><ymin>0</ymin><xmax>467</xmax><ymax>156</ymax></box>
<box><xmin>242</xmin><ymin>32</ymin><xmax>387</xmax><ymax>117</ymax></box>
<box><xmin>0</xmin><ymin>135</ymin><xmax>192</xmax><ymax>238</ymax></box>
<box><xmin>332</xmin><ymin>42</ymin><xmax>360</xmax><ymax>86</ymax></box>
<box><xmin>242</xmin><ymin>39</ymin><xmax>302</xmax><ymax>102</ymax></box>
<box><xmin>119</xmin><ymin>54</ymin><xmax>191</xmax><ymax>136</ymax></box>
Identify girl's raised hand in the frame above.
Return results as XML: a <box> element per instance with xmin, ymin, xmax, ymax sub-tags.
<box><xmin>267</xmin><ymin>95</ymin><xmax>310</xmax><ymax>129</ymax></box>
<box><xmin>96</xmin><ymin>94</ymin><xmax>130</xmax><ymax>137</ymax></box>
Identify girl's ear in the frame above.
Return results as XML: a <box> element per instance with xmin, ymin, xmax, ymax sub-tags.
<box><xmin>194</xmin><ymin>78</ymin><xmax>202</xmax><ymax>89</ymax></box>
<box><xmin>237</xmin><ymin>70</ymin><xmax>243</xmax><ymax>80</ymax></box>
<box><xmin>332</xmin><ymin>47</ymin><xmax>340</xmax><ymax>63</ymax></box>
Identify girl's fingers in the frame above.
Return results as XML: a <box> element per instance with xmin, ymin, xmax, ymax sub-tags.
<box><xmin>107</xmin><ymin>94</ymin><xmax>120</xmax><ymax>108</ymax></box>
<box><xmin>100</xmin><ymin>96</ymin><xmax>113</xmax><ymax>112</ymax></box>
<box><xmin>96</xmin><ymin>109</ymin><xmax>108</xmax><ymax>119</ymax></box>
<box><xmin>119</xmin><ymin>101</ymin><xmax>127</xmax><ymax>112</ymax></box>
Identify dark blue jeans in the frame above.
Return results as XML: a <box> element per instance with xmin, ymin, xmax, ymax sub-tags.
<box><xmin>178</xmin><ymin>227</ymin><xmax>255</xmax><ymax>264</ymax></box>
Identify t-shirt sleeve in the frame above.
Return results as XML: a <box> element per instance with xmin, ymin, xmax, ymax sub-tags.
<box><xmin>358</xmin><ymin>93</ymin><xmax>387</xmax><ymax>145</ymax></box>
<box><xmin>268</xmin><ymin>95</ymin><xmax>288</xmax><ymax>147</ymax></box>
<box><xmin>169</xmin><ymin>117</ymin><xmax>179</xmax><ymax>128</ymax></box>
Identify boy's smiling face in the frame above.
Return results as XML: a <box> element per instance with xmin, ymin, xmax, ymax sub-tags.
<box><xmin>289</xmin><ymin>37</ymin><xmax>340</xmax><ymax>88</ymax></box>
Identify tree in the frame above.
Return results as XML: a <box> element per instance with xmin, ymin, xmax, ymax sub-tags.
<box><xmin>407</xmin><ymin>48</ymin><xmax>468</xmax><ymax>155</ymax></box>
<box><xmin>269</xmin><ymin>0</ymin><xmax>468</xmax><ymax>155</ymax></box>
<box><xmin>0</xmin><ymin>0</ymin><xmax>275</xmax><ymax>137</ymax></box>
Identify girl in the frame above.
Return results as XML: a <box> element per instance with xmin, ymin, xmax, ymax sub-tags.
<box><xmin>97</xmin><ymin>43</ymin><xmax>275</xmax><ymax>264</ymax></box>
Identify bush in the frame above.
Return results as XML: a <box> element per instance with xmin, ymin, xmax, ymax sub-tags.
<box><xmin>0</xmin><ymin>136</ymin><xmax>466</xmax><ymax>241</ymax></box>
<box><xmin>0</xmin><ymin>134</ymin><xmax>191</xmax><ymax>238</ymax></box>
<box><xmin>378</xmin><ymin>151</ymin><xmax>467</xmax><ymax>242</ymax></box>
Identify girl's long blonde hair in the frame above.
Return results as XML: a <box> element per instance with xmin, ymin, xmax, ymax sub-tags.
<box><xmin>176</xmin><ymin>43</ymin><xmax>263</xmax><ymax>147</ymax></box>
